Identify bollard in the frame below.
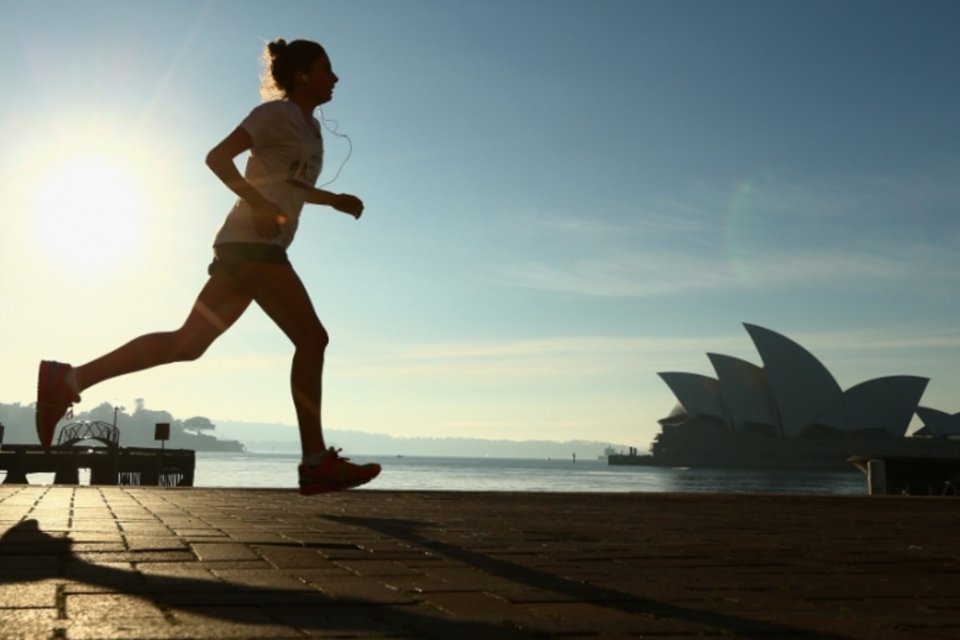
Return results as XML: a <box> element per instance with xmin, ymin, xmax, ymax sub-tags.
<box><xmin>867</xmin><ymin>459</ymin><xmax>887</xmax><ymax>496</ymax></box>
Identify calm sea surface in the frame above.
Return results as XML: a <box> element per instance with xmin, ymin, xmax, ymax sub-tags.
<box><xmin>188</xmin><ymin>452</ymin><xmax>867</xmax><ymax>495</ymax></box>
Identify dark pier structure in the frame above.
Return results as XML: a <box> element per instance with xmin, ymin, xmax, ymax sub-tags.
<box><xmin>0</xmin><ymin>420</ymin><xmax>195</xmax><ymax>487</ymax></box>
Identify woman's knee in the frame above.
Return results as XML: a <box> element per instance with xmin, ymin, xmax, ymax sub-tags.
<box><xmin>298</xmin><ymin>325</ymin><xmax>329</xmax><ymax>356</ymax></box>
<box><xmin>315</xmin><ymin>325</ymin><xmax>331</xmax><ymax>352</ymax></box>
<box><xmin>172</xmin><ymin>328</ymin><xmax>218</xmax><ymax>362</ymax></box>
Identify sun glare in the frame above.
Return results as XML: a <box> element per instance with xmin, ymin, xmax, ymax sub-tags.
<box><xmin>27</xmin><ymin>151</ymin><xmax>153</xmax><ymax>275</ymax></box>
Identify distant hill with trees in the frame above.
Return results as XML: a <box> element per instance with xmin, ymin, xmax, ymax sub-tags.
<box><xmin>1</xmin><ymin>401</ymin><xmax>631</xmax><ymax>459</ymax></box>
<box><xmin>213</xmin><ymin>419</ymin><xmax>631</xmax><ymax>459</ymax></box>
<box><xmin>0</xmin><ymin>399</ymin><xmax>243</xmax><ymax>451</ymax></box>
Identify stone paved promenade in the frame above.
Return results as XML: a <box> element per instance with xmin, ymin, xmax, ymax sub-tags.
<box><xmin>0</xmin><ymin>487</ymin><xmax>958</xmax><ymax>639</ymax></box>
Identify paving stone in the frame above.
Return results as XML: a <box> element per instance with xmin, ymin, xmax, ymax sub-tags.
<box><xmin>62</xmin><ymin>621</ymin><xmax>197</xmax><ymax>640</ymax></box>
<box><xmin>282</xmin><ymin>567</ymin><xmax>356</xmax><ymax>586</ymax></box>
<box><xmin>0</xmin><ymin>554</ymin><xmax>61</xmax><ymax>573</ymax></box>
<box><xmin>521</xmin><ymin>600</ymin><xmax>722</xmax><ymax>636</ymax></box>
<box><xmin>167</xmin><ymin>606</ymin><xmax>303</xmax><ymax>637</ymax></box>
<box><xmin>261</xmin><ymin>603</ymin><xmax>412</xmax><ymax>637</ymax></box>
<box><xmin>0</xmin><ymin>610</ymin><xmax>64</xmax><ymax>640</ymax></box>
<box><xmin>0</xmin><ymin>579</ymin><xmax>61</xmax><ymax>607</ymax></box>
<box><xmin>331</xmin><ymin>559</ymin><xmax>424</xmax><ymax>577</ymax></box>
<box><xmin>135</xmin><ymin>565</ymin><xmax>224</xmax><ymax>592</ymax></box>
<box><xmin>418</xmin><ymin>591</ymin><xmax>539</xmax><ymax>628</ymax></box>
<box><xmin>189</xmin><ymin>542</ymin><xmax>260</xmax><ymax>562</ymax></box>
<box><xmin>65</xmin><ymin>592</ymin><xmax>169</xmax><ymax>621</ymax></box>
<box><xmin>249</xmin><ymin>544</ymin><xmax>338</xmax><ymax>569</ymax></box>
<box><xmin>124</xmin><ymin>536</ymin><xmax>189</xmax><ymax>552</ymax></box>
<box><xmin>301</xmin><ymin>574</ymin><xmax>419</xmax><ymax>604</ymax></box>
<box><xmin>419</xmin><ymin>565</ymin><xmax>524</xmax><ymax>592</ymax></box>
<box><xmin>382</xmin><ymin>575</ymin><xmax>490</xmax><ymax>594</ymax></box>
<box><xmin>159</xmin><ymin>589</ymin><xmax>327</xmax><ymax>607</ymax></box>
<box><xmin>73</xmin><ymin>550</ymin><xmax>197</xmax><ymax>564</ymax></box>
<box><xmin>365</xmin><ymin>602</ymin><xmax>536</xmax><ymax>640</ymax></box>
<box><xmin>209</xmin><ymin>568</ymin><xmax>312</xmax><ymax>590</ymax></box>
<box><xmin>224</xmin><ymin>530</ymin><xmax>287</xmax><ymax>544</ymax></box>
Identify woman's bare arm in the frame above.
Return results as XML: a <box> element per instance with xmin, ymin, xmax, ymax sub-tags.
<box><xmin>288</xmin><ymin>180</ymin><xmax>365</xmax><ymax>219</ymax></box>
<box><xmin>206</xmin><ymin>128</ymin><xmax>287</xmax><ymax>238</ymax></box>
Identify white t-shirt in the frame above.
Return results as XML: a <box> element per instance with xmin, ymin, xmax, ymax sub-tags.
<box><xmin>213</xmin><ymin>100</ymin><xmax>324</xmax><ymax>249</ymax></box>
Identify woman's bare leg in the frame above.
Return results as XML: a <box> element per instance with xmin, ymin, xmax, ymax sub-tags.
<box><xmin>71</xmin><ymin>272</ymin><xmax>253</xmax><ymax>393</ymax></box>
<box><xmin>69</xmin><ymin>260</ymin><xmax>332</xmax><ymax>459</ymax></box>
<box><xmin>228</xmin><ymin>262</ymin><xmax>329</xmax><ymax>457</ymax></box>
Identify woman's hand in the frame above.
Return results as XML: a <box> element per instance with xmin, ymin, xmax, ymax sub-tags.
<box><xmin>330</xmin><ymin>193</ymin><xmax>365</xmax><ymax>220</ymax></box>
<box><xmin>288</xmin><ymin>180</ymin><xmax>365</xmax><ymax>219</ymax></box>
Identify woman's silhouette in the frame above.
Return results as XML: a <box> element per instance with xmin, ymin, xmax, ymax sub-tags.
<box><xmin>36</xmin><ymin>39</ymin><xmax>380</xmax><ymax>493</ymax></box>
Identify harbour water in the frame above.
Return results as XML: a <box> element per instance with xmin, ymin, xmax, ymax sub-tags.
<box><xmin>192</xmin><ymin>452</ymin><xmax>868</xmax><ymax>495</ymax></box>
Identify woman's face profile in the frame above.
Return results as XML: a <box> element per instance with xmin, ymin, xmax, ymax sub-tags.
<box><xmin>301</xmin><ymin>54</ymin><xmax>338</xmax><ymax>104</ymax></box>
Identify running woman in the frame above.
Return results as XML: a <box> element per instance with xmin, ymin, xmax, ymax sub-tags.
<box><xmin>36</xmin><ymin>39</ymin><xmax>381</xmax><ymax>493</ymax></box>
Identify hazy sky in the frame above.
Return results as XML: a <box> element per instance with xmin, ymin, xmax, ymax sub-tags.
<box><xmin>2</xmin><ymin>1</ymin><xmax>959</xmax><ymax>449</ymax></box>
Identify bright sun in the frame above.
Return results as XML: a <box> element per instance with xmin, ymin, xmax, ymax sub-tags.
<box><xmin>27</xmin><ymin>151</ymin><xmax>152</xmax><ymax>275</ymax></box>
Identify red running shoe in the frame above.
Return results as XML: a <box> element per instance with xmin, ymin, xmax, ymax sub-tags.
<box><xmin>36</xmin><ymin>361</ymin><xmax>81</xmax><ymax>447</ymax></box>
<box><xmin>299</xmin><ymin>448</ymin><xmax>381</xmax><ymax>495</ymax></box>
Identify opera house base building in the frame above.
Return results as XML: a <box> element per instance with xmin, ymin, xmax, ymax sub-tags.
<box><xmin>617</xmin><ymin>323</ymin><xmax>960</xmax><ymax>472</ymax></box>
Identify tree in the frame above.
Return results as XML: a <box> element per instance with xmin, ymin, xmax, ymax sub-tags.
<box><xmin>183</xmin><ymin>416</ymin><xmax>216</xmax><ymax>436</ymax></box>
<box><xmin>81</xmin><ymin>402</ymin><xmax>116</xmax><ymax>424</ymax></box>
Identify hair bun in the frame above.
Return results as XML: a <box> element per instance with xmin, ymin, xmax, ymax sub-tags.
<box><xmin>267</xmin><ymin>38</ymin><xmax>288</xmax><ymax>58</ymax></box>
<box><xmin>260</xmin><ymin>38</ymin><xmax>326</xmax><ymax>101</ymax></box>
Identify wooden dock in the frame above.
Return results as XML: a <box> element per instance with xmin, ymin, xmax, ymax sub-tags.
<box><xmin>0</xmin><ymin>444</ymin><xmax>195</xmax><ymax>487</ymax></box>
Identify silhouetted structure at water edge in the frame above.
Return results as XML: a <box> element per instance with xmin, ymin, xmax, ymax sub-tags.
<box><xmin>612</xmin><ymin>324</ymin><xmax>960</xmax><ymax>472</ymax></box>
<box><xmin>0</xmin><ymin>420</ymin><xmax>194</xmax><ymax>486</ymax></box>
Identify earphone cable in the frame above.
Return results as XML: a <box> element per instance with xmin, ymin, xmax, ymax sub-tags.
<box><xmin>318</xmin><ymin>106</ymin><xmax>353</xmax><ymax>188</ymax></box>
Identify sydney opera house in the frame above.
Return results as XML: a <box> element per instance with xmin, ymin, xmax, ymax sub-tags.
<box><xmin>630</xmin><ymin>323</ymin><xmax>960</xmax><ymax>471</ymax></box>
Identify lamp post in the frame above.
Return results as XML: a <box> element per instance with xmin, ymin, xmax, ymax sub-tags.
<box><xmin>112</xmin><ymin>405</ymin><xmax>125</xmax><ymax>429</ymax></box>
<box><xmin>155</xmin><ymin>423</ymin><xmax>170</xmax><ymax>486</ymax></box>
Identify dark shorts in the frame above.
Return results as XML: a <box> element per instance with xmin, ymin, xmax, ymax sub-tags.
<box><xmin>208</xmin><ymin>242</ymin><xmax>290</xmax><ymax>278</ymax></box>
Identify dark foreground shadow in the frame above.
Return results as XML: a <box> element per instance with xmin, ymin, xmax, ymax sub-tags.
<box><xmin>331</xmin><ymin>515</ymin><xmax>844</xmax><ymax>640</ymax></box>
<box><xmin>0</xmin><ymin>517</ymin><xmax>842</xmax><ymax>639</ymax></box>
<box><xmin>0</xmin><ymin>519</ymin><xmax>532</xmax><ymax>639</ymax></box>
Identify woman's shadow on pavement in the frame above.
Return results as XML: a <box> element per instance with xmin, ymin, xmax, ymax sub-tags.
<box><xmin>0</xmin><ymin>518</ymin><xmax>532</xmax><ymax>639</ymax></box>
<box><xmin>0</xmin><ymin>517</ymin><xmax>842</xmax><ymax>639</ymax></box>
